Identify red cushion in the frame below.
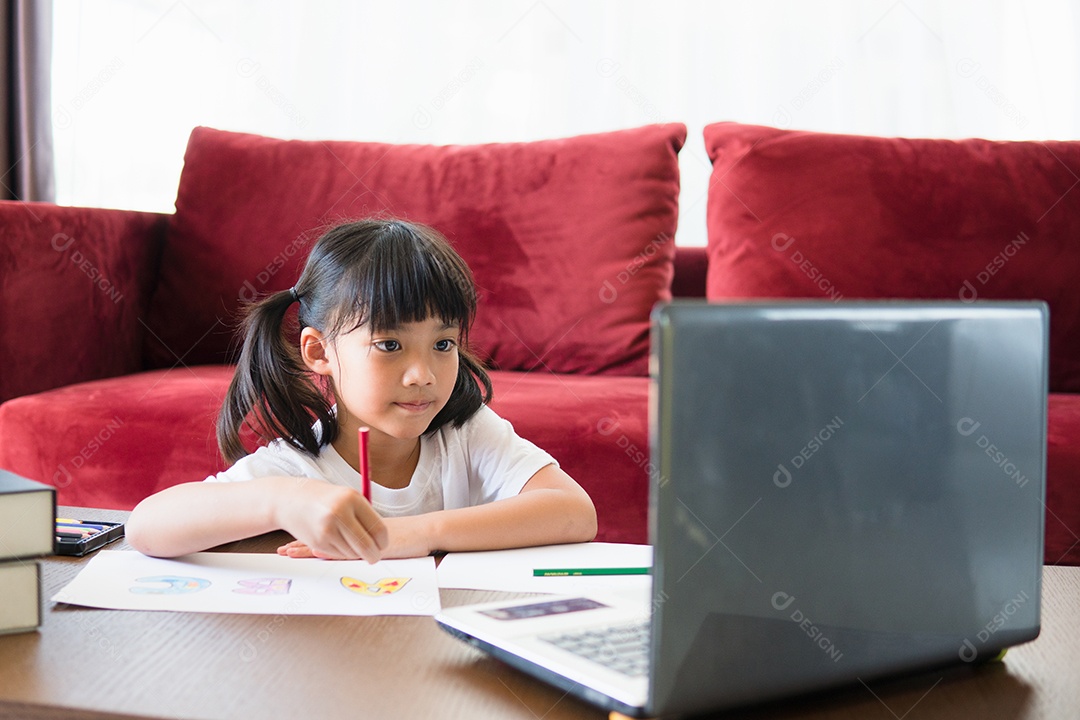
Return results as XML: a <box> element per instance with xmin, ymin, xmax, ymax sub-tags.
<box><xmin>1046</xmin><ymin>394</ymin><xmax>1080</xmax><ymax>565</ymax></box>
<box><xmin>145</xmin><ymin>125</ymin><xmax>686</xmax><ymax>377</ymax></box>
<box><xmin>0</xmin><ymin>368</ymin><xmax>651</xmax><ymax>544</ymax></box>
<box><xmin>0</xmin><ymin>202</ymin><xmax>165</xmax><ymax>403</ymax></box>
<box><xmin>0</xmin><ymin>367</ymin><xmax>232</xmax><ymax>510</ymax></box>
<box><xmin>487</xmin><ymin>370</ymin><xmax>649</xmax><ymax>544</ymax></box>
<box><xmin>3</xmin><ymin>367</ymin><xmax>1075</xmax><ymax>559</ymax></box>
<box><xmin>703</xmin><ymin>122</ymin><xmax>1080</xmax><ymax>392</ymax></box>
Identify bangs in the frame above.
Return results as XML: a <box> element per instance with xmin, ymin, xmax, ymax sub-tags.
<box><xmin>332</xmin><ymin>222</ymin><xmax>476</xmax><ymax>337</ymax></box>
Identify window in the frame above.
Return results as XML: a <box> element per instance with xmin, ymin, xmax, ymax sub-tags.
<box><xmin>51</xmin><ymin>0</ymin><xmax>1080</xmax><ymax>246</ymax></box>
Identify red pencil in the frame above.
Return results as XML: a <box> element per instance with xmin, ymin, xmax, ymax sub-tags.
<box><xmin>358</xmin><ymin>426</ymin><xmax>371</xmax><ymax>502</ymax></box>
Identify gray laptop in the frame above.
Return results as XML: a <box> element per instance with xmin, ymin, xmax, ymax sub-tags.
<box><xmin>437</xmin><ymin>301</ymin><xmax>1047</xmax><ymax>717</ymax></box>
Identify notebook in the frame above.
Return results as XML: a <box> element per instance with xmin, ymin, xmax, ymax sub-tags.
<box><xmin>436</xmin><ymin>301</ymin><xmax>1047</xmax><ymax>717</ymax></box>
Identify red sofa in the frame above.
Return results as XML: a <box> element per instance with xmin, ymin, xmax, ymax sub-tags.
<box><xmin>1</xmin><ymin>122</ymin><xmax>1077</xmax><ymax>564</ymax></box>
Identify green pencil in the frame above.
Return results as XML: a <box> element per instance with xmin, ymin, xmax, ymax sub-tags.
<box><xmin>532</xmin><ymin>567</ymin><xmax>650</xmax><ymax>577</ymax></box>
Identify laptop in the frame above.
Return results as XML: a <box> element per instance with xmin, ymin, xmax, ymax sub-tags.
<box><xmin>436</xmin><ymin>300</ymin><xmax>1047</xmax><ymax>718</ymax></box>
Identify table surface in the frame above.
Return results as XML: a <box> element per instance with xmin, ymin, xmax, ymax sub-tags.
<box><xmin>1</xmin><ymin>508</ymin><xmax>1079</xmax><ymax>720</ymax></box>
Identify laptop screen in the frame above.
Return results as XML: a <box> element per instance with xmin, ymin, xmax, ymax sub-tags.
<box><xmin>648</xmin><ymin>301</ymin><xmax>1046</xmax><ymax>715</ymax></box>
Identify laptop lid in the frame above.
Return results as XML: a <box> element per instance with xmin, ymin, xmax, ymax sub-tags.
<box><xmin>436</xmin><ymin>300</ymin><xmax>1047</xmax><ymax>718</ymax></box>
<box><xmin>649</xmin><ymin>300</ymin><xmax>1046</xmax><ymax>715</ymax></box>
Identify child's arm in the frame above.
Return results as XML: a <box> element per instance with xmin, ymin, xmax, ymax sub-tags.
<box><xmin>419</xmin><ymin>464</ymin><xmax>598</xmax><ymax>554</ymax></box>
<box><xmin>280</xmin><ymin>464</ymin><xmax>597</xmax><ymax>559</ymax></box>
<box><xmin>126</xmin><ymin>476</ymin><xmax>388</xmax><ymax>560</ymax></box>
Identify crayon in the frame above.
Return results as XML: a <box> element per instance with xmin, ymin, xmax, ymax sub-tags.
<box><xmin>533</xmin><ymin>567</ymin><xmax>651</xmax><ymax>577</ymax></box>
<box><xmin>359</xmin><ymin>426</ymin><xmax>371</xmax><ymax>502</ymax></box>
<box><xmin>56</xmin><ymin>532</ymin><xmax>96</xmax><ymax>541</ymax></box>
<box><xmin>56</xmin><ymin>520</ymin><xmax>108</xmax><ymax>532</ymax></box>
<box><xmin>56</xmin><ymin>521</ymin><xmax>103</xmax><ymax>530</ymax></box>
<box><xmin>58</xmin><ymin>526</ymin><xmax>101</xmax><ymax>537</ymax></box>
<box><xmin>57</xmin><ymin>518</ymin><xmax>112</xmax><ymax>528</ymax></box>
<box><xmin>56</xmin><ymin>530</ymin><xmax>92</xmax><ymax>539</ymax></box>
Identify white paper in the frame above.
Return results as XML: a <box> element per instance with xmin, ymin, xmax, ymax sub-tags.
<box><xmin>436</xmin><ymin>542</ymin><xmax>652</xmax><ymax>594</ymax></box>
<box><xmin>52</xmin><ymin>551</ymin><xmax>440</xmax><ymax>616</ymax></box>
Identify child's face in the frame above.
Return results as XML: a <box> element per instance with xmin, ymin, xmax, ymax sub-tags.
<box><xmin>311</xmin><ymin>316</ymin><xmax>460</xmax><ymax>441</ymax></box>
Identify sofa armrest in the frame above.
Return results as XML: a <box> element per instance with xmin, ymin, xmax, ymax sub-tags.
<box><xmin>0</xmin><ymin>201</ymin><xmax>168</xmax><ymax>402</ymax></box>
<box><xmin>672</xmin><ymin>246</ymin><xmax>707</xmax><ymax>298</ymax></box>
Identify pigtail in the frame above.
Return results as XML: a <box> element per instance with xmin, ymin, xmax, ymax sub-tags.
<box><xmin>217</xmin><ymin>289</ymin><xmax>335</xmax><ymax>463</ymax></box>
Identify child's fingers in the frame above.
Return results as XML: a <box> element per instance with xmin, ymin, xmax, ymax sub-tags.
<box><xmin>278</xmin><ymin>541</ymin><xmax>316</xmax><ymax>558</ymax></box>
<box><xmin>333</xmin><ymin>498</ymin><xmax>388</xmax><ymax>561</ymax></box>
<box><xmin>362</xmin><ymin>504</ymin><xmax>390</xmax><ymax>550</ymax></box>
<box><xmin>281</xmin><ymin>486</ymin><xmax>387</xmax><ymax>561</ymax></box>
<box><xmin>337</xmin><ymin>519</ymin><xmax>385</xmax><ymax>563</ymax></box>
<box><xmin>303</xmin><ymin>516</ymin><xmax>382</xmax><ymax>561</ymax></box>
<box><xmin>286</xmin><ymin>524</ymin><xmax>376</xmax><ymax>561</ymax></box>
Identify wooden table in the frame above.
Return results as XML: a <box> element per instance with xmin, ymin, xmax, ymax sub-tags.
<box><xmin>1</xmin><ymin>508</ymin><xmax>1078</xmax><ymax>720</ymax></box>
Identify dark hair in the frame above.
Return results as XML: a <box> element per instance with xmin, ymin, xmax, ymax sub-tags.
<box><xmin>218</xmin><ymin>218</ymin><xmax>493</xmax><ymax>463</ymax></box>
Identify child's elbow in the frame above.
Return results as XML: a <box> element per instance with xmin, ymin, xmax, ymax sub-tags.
<box><xmin>574</xmin><ymin>495</ymin><xmax>599</xmax><ymax>542</ymax></box>
<box><xmin>123</xmin><ymin>514</ymin><xmax>151</xmax><ymax>555</ymax></box>
<box><xmin>125</xmin><ymin>504</ymin><xmax>176</xmax><ymax>558</ymax></box>
<box><xmin>124</xmin><ymin>511</ymin><xmax>161</xmax><ymax>556</ymax></box>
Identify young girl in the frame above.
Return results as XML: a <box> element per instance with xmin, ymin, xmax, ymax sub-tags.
<box><xmin>126</xmin><ymin>219</ymin><xmax>597</xmax><ymax>561</ymax></box>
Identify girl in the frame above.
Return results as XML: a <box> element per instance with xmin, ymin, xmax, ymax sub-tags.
<box><xmin>127</xmin><ymin>219</ymin><xmax>597</xmax><ymax>561</ymax></box>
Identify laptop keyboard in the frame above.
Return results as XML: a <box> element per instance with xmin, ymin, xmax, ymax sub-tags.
<box><xmin>540</xmin><ymin>621</ymin><xmax>650</xmax><ymax>677</ymax></box>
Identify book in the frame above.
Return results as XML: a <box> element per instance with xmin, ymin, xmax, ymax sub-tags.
<box><xmin>0</xmin><ymin>470</ymin><xmax>56</xmax><ymax>560</ymax></box>
<box><xmin>0</xmin><ymin>560</ymin><xmax>41</xmax><ymax>634</ymax></box>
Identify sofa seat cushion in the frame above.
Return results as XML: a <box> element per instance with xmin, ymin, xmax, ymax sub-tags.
<box><xmin>1</xmin><ymin>367</ymin><xmax>1076</xmax><ymax>560</ymax></box>
<box><xmin>487</xmin><ymin>370</ymin><xmax>649</xmax><ymax>544</ymax></box>
<box><xmin>145</xmin><ymin>124</ymin><xmax>686</xmax><ymax>377</ymax></box>
<box><xmin>0</xmin><ymin>367</ymin><xmax>651</xmax><ymax>544</ymax></box>
<box><xmin>704</xmin><ymin>122</ymin><xmax>1080</xmax><ymax>393</ymax></box>
<box><xmin>0</xmin><ymin>367</ymin><xmax>233</xmax><ymax>511</ymax></box>
<box><xmin>1047</xmin><ymin>393</ymin><xmax>1080</xmax><ymax>565</ymax></box>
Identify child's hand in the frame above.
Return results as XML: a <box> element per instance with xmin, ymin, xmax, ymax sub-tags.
<box><xmin>277</xmin><ymin>515</ymin><xmax>433</xmax><ymax>560</ymax></box>
<box><xmin>277</xmin><ymin>539</ymin><xmax>319</xmax><ymax>559</ymax></box>
<box><xmin>273</xmin><ymin>479</ymin><xmax>388</xmax><ymax>562</ymax></box>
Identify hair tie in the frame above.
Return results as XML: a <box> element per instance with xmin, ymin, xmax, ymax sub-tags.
<box><xmin>289</xmin><ymin>287</ymin><xmax>300</xmax><ymax>303</ymax></box>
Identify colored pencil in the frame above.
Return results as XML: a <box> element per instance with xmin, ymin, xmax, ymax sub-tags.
<box><xmin>359</xmin><ymin>426</ymin><xmax>371</xmax><ymax>502</ymax></box>
<box><xmin>55</xmin><ymin>522</ymin><xmax>101</xmax><ymax>535</ymax></box>
<box><xmin>532</xmin><ymin>567</ymin><xmax>650</xmax><ymax>577</ymax></box>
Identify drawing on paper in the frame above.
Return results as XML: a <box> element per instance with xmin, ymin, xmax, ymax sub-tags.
<box><xmin>233</xmin><ymin>577</ymin><xmax>293</xmax><ymax>595</ymax></box>
<box><xmin>130</xmin><ymin>575</ymin><xmax>211</xmax><ymax>595</ymax></box>
<box><xmin>54</xmin><ymin>552</ymin><xmax>440</xmax><ymax>616</ymax></box>
<box><xmin>341</xmin><ymin>576</ymin><xmax>411</xmax><ymax>597</ymax></box>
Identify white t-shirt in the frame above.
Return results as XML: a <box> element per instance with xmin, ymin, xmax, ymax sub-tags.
<box><xmin>204</xmin><ymin>406</ymin><xmax>557</xmax><ymax>517</ymax></box>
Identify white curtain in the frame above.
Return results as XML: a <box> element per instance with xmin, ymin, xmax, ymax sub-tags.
<box><xmin>51</xmin><ymin>0</ymin><xmax>1080</xmax><ymax>246</ymax></box>
<box><xmin>3</xmin><ymin>0</ymin><xmax>53</xmax><ymax>201</ymax></box>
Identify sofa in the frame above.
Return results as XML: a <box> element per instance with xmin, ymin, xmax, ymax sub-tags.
<box><xmin>1</xmin><ymin>122</ymin><xmax>1078</xmax><ymax>565</ymax></box>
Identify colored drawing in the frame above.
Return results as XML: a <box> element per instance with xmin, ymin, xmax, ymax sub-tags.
<box><xmin>130</xmin><ymin>575</ymin><xmax>211</xmax><ymax>595</ymax></box>
<box><xmin>54</xmin><ymin>552</ymin><xmax>439</xmax><ymax>616</ymax></box>
<box><xmin>232</xmin><ymin>577</ymin><xmax>293</xmax><ymax>595</ymax></box>
<box><xmin>341</xmin><ymin>576</ymin><xmax>411</xmax><ymax>597</ymax></box>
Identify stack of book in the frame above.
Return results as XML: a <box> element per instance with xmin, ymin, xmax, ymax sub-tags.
<box><xmin>0</xmin><ymin>470</ymin><xmax>56</xmax><ymax>635</ymax></box>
